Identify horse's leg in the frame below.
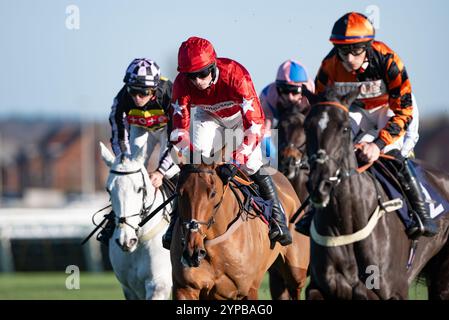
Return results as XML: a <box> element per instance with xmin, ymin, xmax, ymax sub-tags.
<box><xmin>145</xmin><ymin>276</ymin><xmax>172</xmax><ymax>300</ymax></box>
<box><xmin>268</xmin><ymin>260</ymin><xmax>289</xmax><ymax>300</ymax></box>
<box><xmin>122</xmin><ymin>286</ymin><xmax>139</xmax><ymax>300</ymax></box>
<box><xmin>246</xmin><ymin>287</ymin><xmax>259</xmax><ymax>300</ymax></box>
<box><xmin>145</xmin><ymin>243</ymin><xmax>173</xmax><ymax>300</ymax></box>
<box><xmin>287</xmin><ymin>267</ymin><xmax>308</xmax><ymax>300</ymax></box>
<box><xmin>172</xmin><ymin>282</ymin><xmax>200</xmax><ymax>300</ymax></box>
<box><xmin>306</xmin><ymin>278</ymin><xmax>325</xmax><ymax>300</ymax></box>
<box><xmin>428</xmin><ymin>241</ymin><xmax>449</xmax><ymax>300</ymax></box>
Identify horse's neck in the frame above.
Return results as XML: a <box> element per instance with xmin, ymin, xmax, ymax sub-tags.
<box><xmin>142</xmin><ymin>179</ymin><xmax>170</xmax><ymax>231</ymax></box>
<box><xmin>208</xmin><ymin>185</ymin><xmax>242</xmax><ymax>238</ymax></box>
<box><xmin>321</xmin><ymin>157</ymin><xmax>378</xmax><ymax>235</ymax></box>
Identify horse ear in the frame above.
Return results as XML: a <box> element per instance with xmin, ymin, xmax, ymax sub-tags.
<box><xmin>99</xmin><ymin>141</ymin><xmax>115</xmax><ymax>167</ymax></box>
<box><xmin>302</xmin><ymin>84</ymin><xmax>320</xmax><ymax>105</ymax></box>
<box><xmin>340</xmin><ymin>87</ymin><xmax>360</xmax><ymax>108</ymax></box>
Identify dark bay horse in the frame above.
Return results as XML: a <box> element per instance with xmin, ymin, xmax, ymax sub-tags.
<box><xmin>270</xmin><ymin>109</ymin><xmax>310</xmax><ymax>299</ymax></box>
<box><xmin>278</xmin><ymin>108</ymin><xmax>309</xmax><ymax>202</ymax></box>
<box><xmin>170</xmin><ymin>163</ymin><xmax>308</xmax><ymax>299</ymax></box>
<box><xmin>304</xmin><ymin>91</ymin><xmax>449</xmax><ymax>299</ymax></box>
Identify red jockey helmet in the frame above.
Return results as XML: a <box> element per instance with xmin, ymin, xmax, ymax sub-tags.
<box><xmin>177</xmin><ymin>37</ymin><xmax>217</xmax><ymax>73</ymax></box>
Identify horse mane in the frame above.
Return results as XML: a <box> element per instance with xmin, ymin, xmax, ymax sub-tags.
<box><xmin>279</xmin><ymin>108</ymin><xmax>306</xmax><ymax>128</ymax></box>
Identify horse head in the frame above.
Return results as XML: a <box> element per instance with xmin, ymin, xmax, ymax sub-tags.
<box><xmin>100</xmin><ymin>142</ymin><xmax>154</xmax><ymax>253</ymax></box>
<box><xmin>305</xmin><ymin>87</ymin><xmax>359</xmax><ymax>208</ymax></box>
<box><xmin>278</xmin><ymin>109</ymin><xmax>307</xmax><ymax>180</ymax></box>
<box><xmin>176</xmin><ymin>158</ymin><xmax>227</xmax><ymax>268</ymax></box>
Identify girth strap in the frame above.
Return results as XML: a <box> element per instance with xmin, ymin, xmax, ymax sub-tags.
<box><xmin>310</xmin><ymin>198</ymin><xmax>403</xmax><ymax>247</ymax></box>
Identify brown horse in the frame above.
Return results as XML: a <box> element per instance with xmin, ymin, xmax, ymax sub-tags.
<box><xmin>170</xmin><ymin>163</ymin><xmax>308</xmax><ymax>299</ymax></box>
<box><xmin>269</xmin><ymin>108</ymin><xmax>310</xmax><ymax>299</ymax></box>
<box><xmin>304</xmin><ymin>90</ymin><xmax>449</xmax><ymax>299</ymax></box>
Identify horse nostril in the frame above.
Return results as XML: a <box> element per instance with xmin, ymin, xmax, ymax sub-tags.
<box><xmin>198</xmin><ymin>249</ymin><xmax>207</xmax><ymax>259</ymax></box>
<box><xmin>129</xmin><ymin>238</ymin><xmax>137</xmax><ymax>247</ymax></box>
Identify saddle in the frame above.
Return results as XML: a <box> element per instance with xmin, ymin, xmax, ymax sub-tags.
<box><xmin>217</xmin><ymin>164</ymin><xmax>273</xmax><ymax>225</ymax></box>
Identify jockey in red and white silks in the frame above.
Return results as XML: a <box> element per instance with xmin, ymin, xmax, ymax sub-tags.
<box><xmin>170</xmin><ymin>54</ymin><xmax>265</xmax><ymax>175</ymax></box>
<box><xmin>162</xmin><ymin>37</ymin><xmax>293</xmax><ymax>248</ymax></box>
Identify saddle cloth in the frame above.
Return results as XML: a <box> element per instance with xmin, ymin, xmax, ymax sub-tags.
<box><xmin>370</xmin><ymin>160</ymin><xmax>449</xmax><ymax>229</ymax></box>
<box><xmin>231</xmin><ymin>173</ymin><xmax>274</xmax><ymax>225</ymax></box>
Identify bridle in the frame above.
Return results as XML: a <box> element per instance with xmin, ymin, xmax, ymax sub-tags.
<box><xmin>109</xmin><ymin>168</ymin><xmax>157</xmax><ymax>234</ymax></box>
<box><xmin>278</xmin><ymin>111</ymin><xmax>308</xmax><ymax>178</ymax></box>
<box><xmin>280</xmin><ymin>142</ymin><xmax>308</xmax><ymax>178</ymax></box>
<box><xmin>178</xmin><ymin>166</ymin><xmax>229</xmax><ymax>239</ymax></box>
<box><xmin>307</xmin><ymin>102</ymin><xmax>360</xmax><ymax>205</ymax></box>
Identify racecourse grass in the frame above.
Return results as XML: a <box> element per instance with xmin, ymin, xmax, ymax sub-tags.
<box><xmin>0</xmin><ymin>272</ymin><xmax>427</xmax><ymax>300</ymax></box>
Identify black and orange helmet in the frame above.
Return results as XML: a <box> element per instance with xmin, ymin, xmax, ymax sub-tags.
<box><xmin>330</xmin><ymin>12</ymin><xmax>375</xmax><ymax>45</ymax></box>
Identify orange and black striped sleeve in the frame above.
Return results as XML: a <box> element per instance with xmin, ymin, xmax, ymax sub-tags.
<box><xmin>374</xmin><ymin>43</ymin><xmax>414</xmax><ymax>149</ymax></box>
<box><xmin>315</xmin><ymin>51</ymin><xmax>335</xmax><ymax>95</ymax></box>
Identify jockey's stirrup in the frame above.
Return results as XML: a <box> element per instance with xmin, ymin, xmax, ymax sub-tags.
<box><xmin>400</xmin><ymin>159</ymin><xmax>438</xmax><ymax>238</ymax></box>
<box><xmin>251</xmin><ymin>170</ymin><xmax>292</xmax><ymax>246</ymax></box>
<box><xmin>294</xmin><ymin>210</ymin><xmax>315</xmax><ymax>236</ymax></box>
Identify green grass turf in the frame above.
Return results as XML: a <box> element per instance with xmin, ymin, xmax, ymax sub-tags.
<box><xmin>0</xmin><ymin>272</ymin><xmax>427</xmax><ymax>300</ymax></box>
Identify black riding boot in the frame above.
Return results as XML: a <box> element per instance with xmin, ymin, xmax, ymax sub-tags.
<box><xmin>251</xmin><ymin>170</ymin><xmax>292</xmax><ymax>246</ymax></box>
<box><xmin>294</xmin><ymin>210</ymin><xmax>315</xmax><ymax>236</ymax></box>
<box><xmin>398</xmin><ymin>159</ymin><xmax>438</xmax><ymax>238</ymax></box>
<box><xmin>162</xmin><ymin>199</ymin><xmax>178</xmax><ymax>250</ymax></box>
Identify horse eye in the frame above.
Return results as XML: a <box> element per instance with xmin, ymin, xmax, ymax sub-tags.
<box><xmin>343</xmin><ymin>127</ymin><xmax>350</xmax><ymax>134</ymax></box>
<box><xmin>210</xmin><ymin>190</ymin><xmax>216</xmax><ymax>198</ymax></box>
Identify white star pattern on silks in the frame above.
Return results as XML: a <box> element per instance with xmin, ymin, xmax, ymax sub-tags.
<box><xmin>249</xmin><ymin>121</ymin><xmax>263</xmax><ymax>136</ymax></box>
<box><xmin>240</xmin><ymin>98</ymin><xmax>254</xmax><ymax>115</ymax></box>
<box><xmin>171</xmin><ymin>100</ymin><xmax>185</xmax><ymax>117</ymax></box>
<box><xmin>240</xmin><ymin>143</ymin><xmax>253</xmax><ymax>156</ymax></box>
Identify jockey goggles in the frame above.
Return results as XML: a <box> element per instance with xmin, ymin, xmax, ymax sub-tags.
<box><xmin>276</xmin><ymin>84</ymin><xmax>302</xmax><ymax>96</ymax></box>
<box><xmin>186</xmin><ymin>65</ymin><xmax>213</xmax><ymax>80</ymax></box>
<box><xmin>336</xmin><ymin>43</ymin><xmax>369</xmax><ymax>56</ymax></box>
<box><xmin>127</xmin><ymin>86</ymin><xmax>154</xmax><ymax>97</ymax></box>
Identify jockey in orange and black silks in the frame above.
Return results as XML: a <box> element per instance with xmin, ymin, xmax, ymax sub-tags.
<box><xmin>315</xmin><ymin>12</ymin><xmax>417</xmax><ymax>154</ymax></box>
<box><xmin>296</xmin><ymin>13</ymin><xmax>437</xmax><ymax>239</ymax></box>
<box><xmin>162</xmin><ymin>36</ymin><xmax>293</xmax><ymax>249</ymax></box>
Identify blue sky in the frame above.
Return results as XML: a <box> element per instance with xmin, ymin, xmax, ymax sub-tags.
<box><xmin>0</xmin><ymin>0</ymin><xmax>448</xmax><ymax>120</ymax></box>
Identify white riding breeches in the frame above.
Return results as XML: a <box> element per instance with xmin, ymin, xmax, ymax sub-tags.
<box><xmin>192</xmin><ymin>108</ymin><xmax>263</xmax><ymax>175</ymax></box>
<box><xmin>349</xmin><ymin>94</ymin><xmax>419</xmax><ymax>157</ymax></box>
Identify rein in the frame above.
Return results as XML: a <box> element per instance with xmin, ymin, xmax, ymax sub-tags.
<box><xmin>82</xmin><ymin>167</ymin><xmax>175</xmax><ymax>244</ymax></box>
<box><xmin>178</xmin><ymin>165</ymin><xmax>257</xmax><ymax>247</ymax></box>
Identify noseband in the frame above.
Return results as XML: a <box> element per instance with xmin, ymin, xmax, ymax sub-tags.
<box><xmin>109</xmin><ymin>168</ymin><xmax>155</xmax><ymax>233</ymax></box>
<box><xmin>307</xmin><ymin>102</ymin><xmax>359</xmax><ymax>204</ymax></box>
<box><xmin>179</xmin><ymin>166</ymin><xmax>228</xmax><ymax>237</ymax></box>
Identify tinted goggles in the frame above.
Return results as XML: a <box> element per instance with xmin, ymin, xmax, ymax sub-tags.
<box><xmin>186</xmin><ymin>66</ymin><xmax>213</xmax><ymax>80</ymax></box>
<box><xmin>127</xmin><ymin>86</ymin><xmax>154</xmax><ymax>97</ymax></box>
<box><xmin>277</xmin><ymin>85</ymin><xmax>302</xmax><ymax>95</ymax></box>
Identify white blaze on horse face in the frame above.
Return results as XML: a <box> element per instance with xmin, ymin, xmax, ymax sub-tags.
<box><xmin>318</xmin><ymin>111</ymin><xmax>330</xmax><ymax>132</ymax></box>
